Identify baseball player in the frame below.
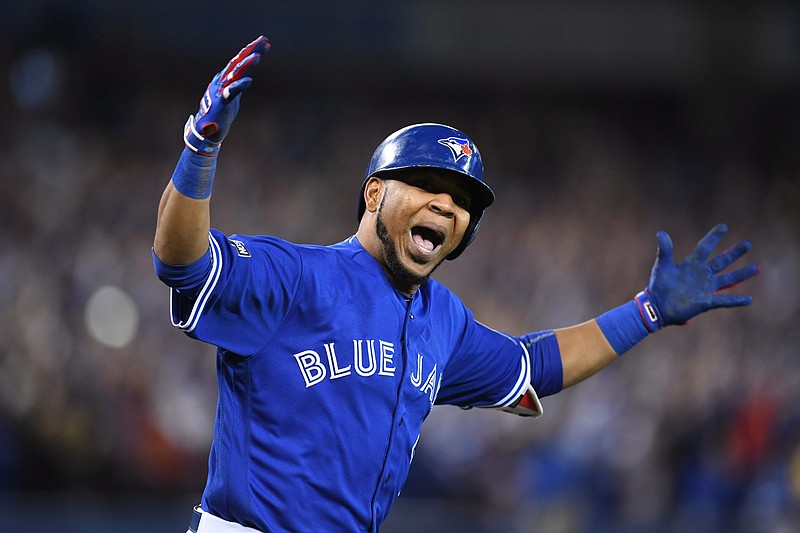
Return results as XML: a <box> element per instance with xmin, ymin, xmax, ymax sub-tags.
<box><xmin>152</xmin><ymin>37</ymin><xmax>759</xmax><ymax>533</ymax></box>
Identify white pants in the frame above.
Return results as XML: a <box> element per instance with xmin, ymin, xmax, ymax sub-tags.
<box><xmin>186</xmin><ymin>506</ymin><xmax>264</xmax><ymax>533</ymax></box>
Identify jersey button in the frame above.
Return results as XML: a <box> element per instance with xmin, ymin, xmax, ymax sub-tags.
<box><xmin>384</xmin><ymin>474</ymin><xmax>391</xmax><ymax>485</ymax></box>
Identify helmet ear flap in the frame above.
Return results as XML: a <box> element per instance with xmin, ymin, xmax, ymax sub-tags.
<box><xmin>358</xmin><ymin>123</ymin><xmax>494</xmax><ymax>260</ymax></box>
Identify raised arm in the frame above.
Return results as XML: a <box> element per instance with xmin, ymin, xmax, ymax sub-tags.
<box><xmin>558</xmin><ymin>223</ymin><xmax>759</xmax><ymax>389</ymax></box>
<box><xmin>153</xmin><ymin>36</ymin><xmax>270</xmax><ymax>265</ymax></box>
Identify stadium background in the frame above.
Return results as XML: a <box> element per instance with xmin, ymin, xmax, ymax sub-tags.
<box><xmin>1</xmin><ymin>1</ymin><xmax>798</xmax><ymax>531</ymax></box>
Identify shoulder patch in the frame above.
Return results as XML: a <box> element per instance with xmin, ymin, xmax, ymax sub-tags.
<box><xmin>229</xmin><ymin>239</ymin><xmax>251</xmax><ymax>257</ymax></box>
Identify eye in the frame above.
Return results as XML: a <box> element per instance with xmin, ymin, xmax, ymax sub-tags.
<box><xmin>413</xmin><ymin>179</ymin><xmax>433</xmax><ymax>192</ymax></box>
<box><xmin>453</xmin><ymin>195</ymin><xmax>471</xmax><ymax>209</ymax></box>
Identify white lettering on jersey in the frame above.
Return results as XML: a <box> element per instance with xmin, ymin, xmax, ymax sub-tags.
<box><xmin>324</xmin><ymin>342</ymin><xmax>352</xmax><ymax>379</ymax></box>
<box><xmin>378</xmin><ymin>340</ymin><xmax>396</xmax><ymax>376</ymax></box>
<box><xmin>420</xmin><ymin>364</ymin><xmax>438</xmax><ymax>404</ymax></box>
<box><xmin>293</xmin><ymin>350</ymin><xmax>327</xmax><ymax>387</ymax></box>
<box><xmin>294</xmin><ymin>339</ymin><xmax>396</xmax><ymax>388</ymax></box>
<box><xmin>354</xmin><ymin>339</ymin><xmax>377</xmax><ymax>377</ymax></box>
<box><xmin>409</xmin><ymin>353</ymin><xmax>424</xmax><ymax>387</ymax></box>
<box><xmin>408</xmin><ymin>353</ymin><xmax>442</xmax><ymax>406</ymax></box>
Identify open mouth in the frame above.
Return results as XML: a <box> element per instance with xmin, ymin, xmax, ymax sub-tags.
<box><xmin>411</xmin><ymin>225</ymin><xmax>445</xmax><ymax>254</ymax></box>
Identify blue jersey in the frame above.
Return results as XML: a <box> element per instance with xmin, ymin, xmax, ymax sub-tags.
<box><xmin>154</xmin><ymin>230</ymin><xmax>562</xmax><ymax>532</ymax></box>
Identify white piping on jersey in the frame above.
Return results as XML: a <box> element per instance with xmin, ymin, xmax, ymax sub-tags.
<box><xmin>454</xmin><ymin>321</ymin><xmax>532</xmax><ymax>409</ymax></box>
<box><xmin>170</xmin><ymin>232</ymin><xmax>223</xmax><ymax>332</ymax></box>
<box><xmin>490</xmin><ymin>345</ymin><xmax>531</xmax><ymax>408</ymax></box>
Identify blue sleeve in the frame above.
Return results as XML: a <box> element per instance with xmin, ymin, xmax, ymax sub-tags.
<box><xmin>519</xmin><ymin>330</ymin><xmax>563</xmax><ymax>397</ymax></box>
<box><xmin>435</xmin><ymin>296</ymin><xmax>531</xmax><ymax>409</ymax></box>
<box><xmin>434</xmin><ymin>287</ymin><xmax>563</xmax><ymax>407</ymax></box>
<box><xmin>152</xmin><ymin>246</ymin><xmax>214</xmax><ymax>329</ymax></box>
<box><xmin>152</xmin><ymin>247</ymin><xmax>212</xmax><ymax>293</ymax></box>
<box><xmin>153</xmin><ymin>229</ymin><xmax>303</xmax><ymax>356</ymax></box>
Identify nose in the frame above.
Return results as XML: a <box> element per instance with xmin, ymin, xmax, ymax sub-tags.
<box><xmin>428</xmin><ymin>192</ymin><xmax>456</xmax><ymax>218</ymax></box>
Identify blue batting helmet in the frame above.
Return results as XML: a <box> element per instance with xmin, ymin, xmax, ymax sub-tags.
<box><xmin>357</xmin><ymin>123</ymin><xmax>495</xmax><ymax>260</ymax></box>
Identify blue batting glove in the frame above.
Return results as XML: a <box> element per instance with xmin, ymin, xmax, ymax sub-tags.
<box><xmin>184</xmin><ymin>36</ymin><xmax>270</xmax><ymax>156</ymax></box>
<box><xmin>638</xmin><ymin>223</ymin><xmax>759</xmax><ymax>331</ymax></box>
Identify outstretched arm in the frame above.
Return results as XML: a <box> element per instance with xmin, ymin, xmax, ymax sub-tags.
<box><xmin>558</xmin><ymin>223</ymin><xmax>759</xmax><ymax>389</ymax></box>
<box><xmin>556</xmin><ymin>320</ymin><xmax>617</xmax><ymax>389</ymax></box>
<box><xmin>153</xmin><ymin>36</ymin><xmax>270</xmax><ymax>265</ymax></box>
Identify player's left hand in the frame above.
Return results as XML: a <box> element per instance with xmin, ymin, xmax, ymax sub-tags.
<box><xmin>637</xmin><ymin>223</ymin><xmax>759</xmax><ymax>330</ymax></box>
<box><xmin>184</xmin><ymin>36</ymin><xmax>270</xmax><ymax>156</ymax></box>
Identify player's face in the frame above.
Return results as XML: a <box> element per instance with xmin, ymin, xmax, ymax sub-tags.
<box><xmin>374</xmin><ymin>169</ymin><xmax>472</xmax><ymax>293</ymax></box>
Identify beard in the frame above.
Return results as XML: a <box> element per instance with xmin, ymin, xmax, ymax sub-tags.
<box><xmin>375</xmin><ymin>197</ymin><xmax>439</xmax><ymax>293</ymax></box>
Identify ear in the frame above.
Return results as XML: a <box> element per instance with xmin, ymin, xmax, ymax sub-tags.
<box><xmin>363</xmin><ymin>176</ymin><xmax>385</xmax><ymax>214</ymax></box>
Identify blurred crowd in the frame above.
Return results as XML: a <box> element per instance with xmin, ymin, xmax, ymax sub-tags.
<box><xmin>1</xmin><ymin>5</ymin><xmax>800</xmax><ymax>532</ymax></box>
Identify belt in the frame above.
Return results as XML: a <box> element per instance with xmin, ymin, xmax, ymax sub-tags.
<box><xmin>188</xmin><ymin>506</ymin><xmax>202</xmax><ymax>532</ymax></box>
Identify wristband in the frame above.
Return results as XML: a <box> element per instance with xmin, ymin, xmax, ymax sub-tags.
<box><xmin>171</xmin><ymin>147</ymin><xmax>217</xmax><ymax>200</ymax></box>
<box><xmin>596</xmin><ymin>296</ymin><xmax>654</xmax><ymax>356</ymax></box>
<box><xmin>634</xmin><ymin>289</ymin><xmax>664</xmax><ymax>332</ymax></box>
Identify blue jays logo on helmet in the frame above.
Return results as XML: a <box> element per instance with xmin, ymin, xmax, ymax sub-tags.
<box><xmin>437</xmin><ymin>137</ymin><xmax>473</xmax><ymax>162</ymax></box>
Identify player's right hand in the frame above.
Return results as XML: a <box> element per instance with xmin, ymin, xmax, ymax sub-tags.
<box><xmin>184</xmin><ymin>36</ymin><xmax>270</xmax><ymax>156</ymax></box>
